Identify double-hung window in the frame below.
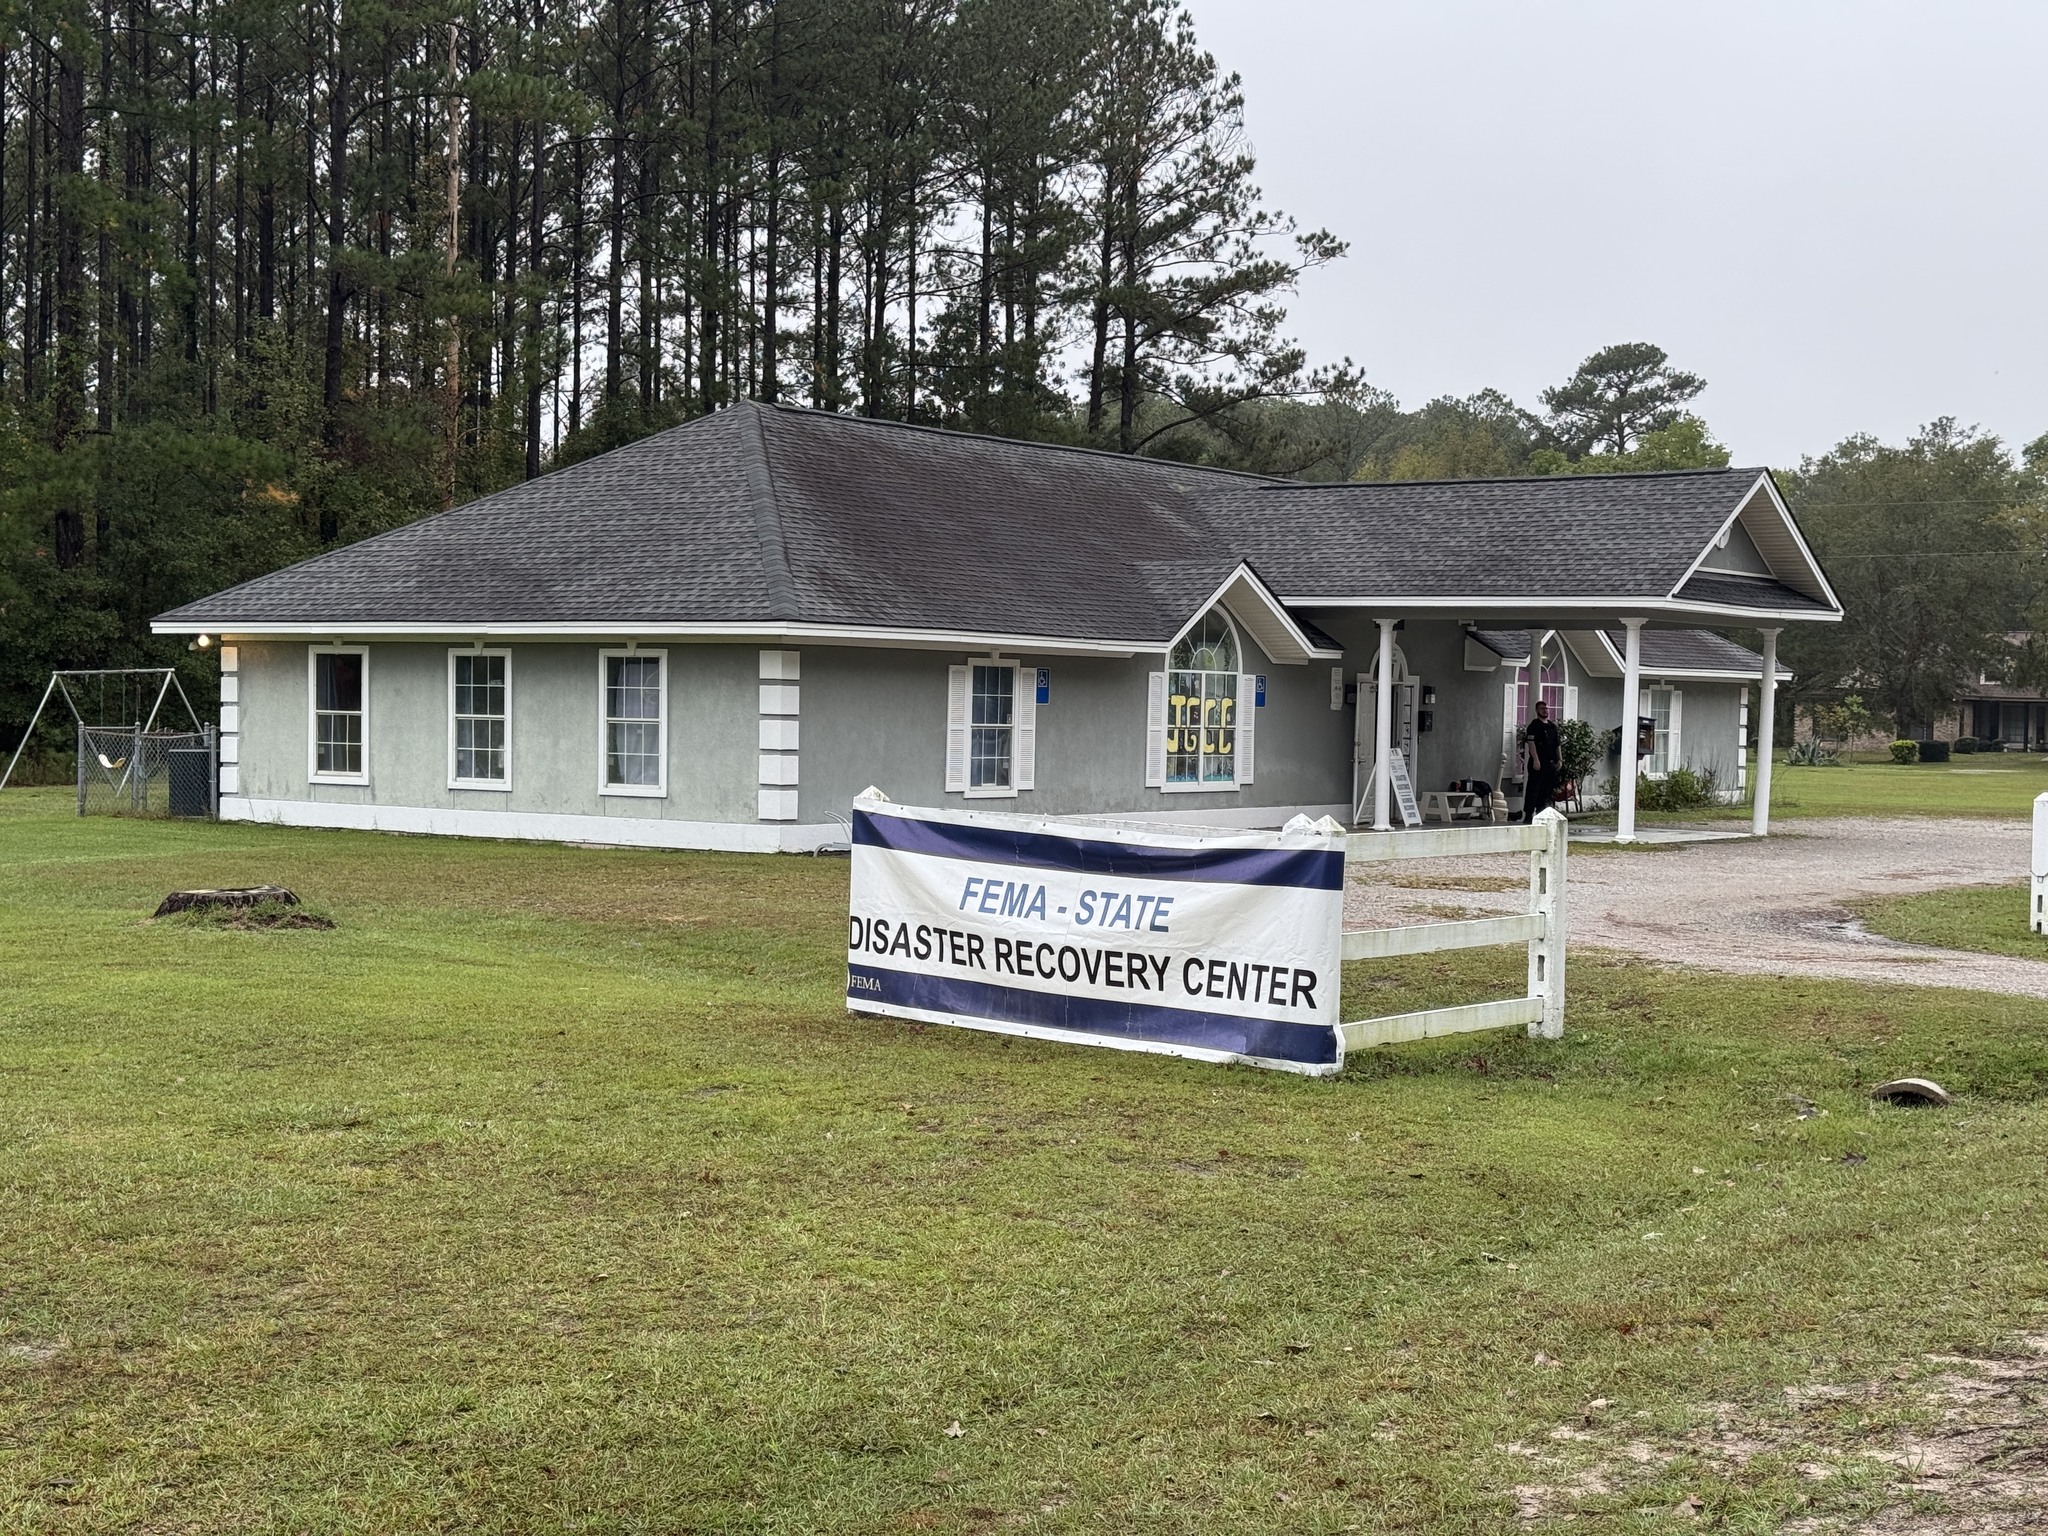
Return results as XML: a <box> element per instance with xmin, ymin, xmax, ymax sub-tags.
<box><xmin>601</xmin><ymin>649</ymin><xmax>666</xmax><ymax>795</ymax></box>
<box><xmin>449</xmin><ymin>650</ymin><xmax>510</xmax><ymax>788</ymax></box>
<box><xmin>1643</xmin><ymin>686</ymin><xmax>1681</xmax><ymax>777</ymax></box>
<box><xmin>309</xmin><ymin>646</ymin><xmax>368</xmax><ymax>783</ymax></box>
<box><xmin>970</xmin><ymin>664</ymin><xmax>1014</xmax><ymax>790</ymax></box>
<box><xmin>944</xmin><ymin>659</ymin><xmax>1035</xmax><ymax>797</ymax></box>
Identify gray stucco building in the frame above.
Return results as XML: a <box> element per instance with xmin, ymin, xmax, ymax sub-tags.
<box><xmin>153</xmin><ymin>402</ymin><xmax>1841</xmax><ymax>849</ymax></box>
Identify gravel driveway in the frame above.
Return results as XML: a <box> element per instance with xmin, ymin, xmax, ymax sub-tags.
<box><xmin>1344</xmin><ymin>816</ymin><xmax>2048</xmax><ymax>999</ymax></box>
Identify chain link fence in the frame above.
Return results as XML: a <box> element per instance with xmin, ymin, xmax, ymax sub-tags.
<box><xmin>77</xmin><ymin>725</ymin><xmax>218</xmax><ymax>818</ymax></box>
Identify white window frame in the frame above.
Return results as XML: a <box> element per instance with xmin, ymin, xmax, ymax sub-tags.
<box><xmin>598</xmin><ymin>647</ymin><xmax>668</xmax><ymax>798</ymax></box>
<box><xmin>447</xmin><ymin>648</ymin><xmax>512</xmax><ymax>790</ymax></box>
<box><xmin>1642</xmin><ymin>684</ymin><xmax>1682</xmax><ymax>778</ymax></box>
<box><xmin>948</xmin><ymin>658</ymin><xmax>1033</xmax><ymax>799</ymax></box>
<box><xmin>1158</xmin><ymin>610</ymin><xmax>1246</xmax><ymax>794</ymax></box>
<box><xmin>307</xmin><ymin>645</ymin><xmax>369</xmax><ymax>786</ymax></box>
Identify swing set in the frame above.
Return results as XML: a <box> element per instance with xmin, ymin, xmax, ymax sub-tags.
<box><xmin>0</xmin><ymin>669</ymin><xmax>217</xmax><ymax>817</ymax></box>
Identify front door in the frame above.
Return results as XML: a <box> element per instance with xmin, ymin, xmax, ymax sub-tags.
<box><xmin>1353</xmin><ymin>677</ymin><xmax>1418</xmax><ymax>824</ymax></box>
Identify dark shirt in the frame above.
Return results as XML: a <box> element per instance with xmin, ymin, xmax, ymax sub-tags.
<box><xmin>1526</xmin><ymin>717</ymin><xmax>1561</xmax><ymax>776</ymax></box>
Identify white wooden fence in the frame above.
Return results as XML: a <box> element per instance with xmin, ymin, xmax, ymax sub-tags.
<box><xmin>2031</xmin><ymin>792</ymin><xmax>2048</xmax><ymax>936</ymax></box>
<box><xmin>1337</xmin><ymin>807</ymin><xmax>1567</xmax><ymax>1060</ymax></box>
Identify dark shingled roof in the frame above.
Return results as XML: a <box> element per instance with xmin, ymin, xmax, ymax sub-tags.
<box><xmin>1608</xmin><ymin>628</ymin><xmax>1793</xmax><ymax>678</ymax></box>
<box><xmin>1201</xmin><ymin>469</ymin><xmax>1772</xmax><ymax>600</ymax></box>
<box><xmin>1477</xmin><ymin>628</ymin><xmax>1789</xmax><ymax>679</ymax></box>
<box><xmin>1673</xmin><ymin>571</ymin><xmax>1836</xmax><ymax>615</ymax></box>
<box><xmin>157</xmin><ymin>403</ymin><xmax>1253</xmax><ymax>644</ymax></box>
<box><xmin>156</xmin><ymin>403</ymin><xmax>1838</xmax><ymax>640</ymax></box>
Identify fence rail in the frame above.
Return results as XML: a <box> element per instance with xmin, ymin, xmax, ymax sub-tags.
<box><xmin>1336</xmin><ymin>809</ymin><xmax>1567</xmax><ymax>1065</ymax></box>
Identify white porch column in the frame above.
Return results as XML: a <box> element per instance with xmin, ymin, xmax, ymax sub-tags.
<box><xmin>1616</xmin><ymin>617</ymin><xmax>1644</xmax><ymax>843</ymax></box>
<box><xmin>1373</xmin><ymin>617</ymin><xmax>1396</xmax><ymax>831</ymax></box>
<box><xmin>1753</xmin><ymin>628</ymin><xmax>1781</xmax><ymax>837</ymax></box>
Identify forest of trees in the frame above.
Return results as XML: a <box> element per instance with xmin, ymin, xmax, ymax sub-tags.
<box><xmin>0</xmin><ymin>0</ymin><xmax>1359</xmax><ymax>748</ymax></box>
<box><xmin>0</xmin><ymin>0</ymin><xmax>2041</xmax><ymax>762</ymax></box>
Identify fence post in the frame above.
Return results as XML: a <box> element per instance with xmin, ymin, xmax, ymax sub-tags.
<box><xmin>76</xmin><ymin>721</ymin><xmax>87</xmax><ymax>817</ymax></box>
<box><xmin>1527</xmin><ymin>808</ymin><xmax>1568</xmax><ymax>1039</ymax></box>
<box><xmin>132</xmin><ymin>724</ymin><xmax>145</xmax><ymax>813</ymax></box>
<box><xmin>207</xmin><ymin>724</ymin><xmax>219</xmax><ymax>818</ymax></box>
<box><xmin>2033</xmin><ymin>792</ymin><xmax>2048</xmax><ymax>936</ymax></box>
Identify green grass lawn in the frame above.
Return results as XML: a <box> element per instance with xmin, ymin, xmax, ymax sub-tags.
<box><xmin>1857</xmin><ymin>881</ymin><xmax>2046</xmax><ymax>961</ymax></box>
<box><xmin>1592</xmin><ymin>751</ymin><xmax>2048</xmax><ymax>827</ymax></box>
<box><xmin>5</xmin><ymin>788</ymin><xmax>2048</xmax><ymax>1533</ymax></box>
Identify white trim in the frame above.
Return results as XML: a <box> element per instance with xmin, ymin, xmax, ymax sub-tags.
<box><xmin>963</xmin><ymin>657</ymin><xmax>1022</xmax><ymax>799</ymax></box>
<box><xmin>160</xmin><ymin>596</ymin><xmax>1838</xmax><ymax>644</ymax></box>
<box><xmin>447</xmin><ymin>647</ymin><xmax>513</xmax><ymax>791</ymax></box>
<box><xmin>598</xmin><ymin>647</ymin><xmax>668</xmax><ymax>798</ymax></box>
<box><xmin>1164</xmin><ymin>563</ymin><xmax>1342</xmax><ymax>664</ymax></box>
<box><xmin>221</xmin><ymin>796</ymin><xmax>844</xmax><ymax>853</ymax></box>
<box><xmin>307</xmin><ymin>645</ymin><xmax>370</xmax><ymax>786</ymax></box>
<box><xmin>156</xmin><ymin>618</ymin><xmax>1175</xmax><ymax>655</ymax></box>
<box><xmin>1663</xmin><ymin>473</ymin><xmax>1843</xmax><ymax>613</ymax></box>
<box><xmin>1271</xmin><ymin>594</ymin><xmax>1842</xmax><ymax>622</ymax></box>
<box><xmin>1161</xmin><ymin>612</ymin><xmax>1246</xmax><ymax>795</ymax></box>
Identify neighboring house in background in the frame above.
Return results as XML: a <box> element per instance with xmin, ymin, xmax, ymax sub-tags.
<box><xmin>1799</xmin><ymin>635</ymin><xmax>2048</xmax><ymax>751</ymax></box>
<box><xmin>151</xmin><ymin>402</ymin><xmax>1842</xmax><ymax>851</ymax></box>
<box><xmin>1956</xmin><ymin>682</ymin><xmax>2048</xmax><ymax>750</ymax></box>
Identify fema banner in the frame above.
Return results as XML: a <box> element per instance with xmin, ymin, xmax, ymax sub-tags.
<box><xmin>845</xmin><ymin>796</ymin><xmax>1345</xmax><ymax>1074</ymax></box>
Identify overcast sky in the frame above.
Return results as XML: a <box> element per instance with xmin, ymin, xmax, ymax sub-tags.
<box><xmin>1188</xmin><ymin>0</ymin><xmax>2048</xmax><ymax>468</ymax></box>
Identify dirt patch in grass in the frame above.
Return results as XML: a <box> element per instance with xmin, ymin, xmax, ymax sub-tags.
<box><xmin>1506</xmin><ymin>1333</ymin><xmax>2048</xmax><ymax>1532</ymax></box>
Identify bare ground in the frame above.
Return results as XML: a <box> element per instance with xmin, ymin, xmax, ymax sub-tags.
<box><xmin>1345</xmin><ymin>817</ymin><xmax>2048</xmax><ymax>999</ymax></box>
<box><xmin>1504</xmin><ymin>1335</ymin><xmax>2048</xmax><ymax>1531</ymax></box>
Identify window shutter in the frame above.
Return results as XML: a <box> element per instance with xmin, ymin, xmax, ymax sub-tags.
<box><xmin>945</xmin><ymin>666</ymin><xmax>970</xmax><ymax>792</ymax></box>
<box><xmin>1564</xmin><ymin>685</ymin><xmax>1580</xmax><ymax>722</ymax></box>
<box><xmin>1012</xmin><ymin>665</ymin><xmax>1036</xmax><ymax>790</ymax></box>
<box><xmin>1145</xmin><ymin>672</ymin><xmax>1167</xmax><ymax>787</ymax></box>
<box><xmin>1669</xmin><ymin>689</ymin><xmax>1684</xmax><ymax>767</ymax></box>
<box><xmin>1501</xmin><ymin>682</ymin><xmax>1517</xmax><ymax>761</ymax></box>
<box><xmin>1236</xmin><ymin>673</ymin><xmax>1256</xmax><ymax>784</ymax></box>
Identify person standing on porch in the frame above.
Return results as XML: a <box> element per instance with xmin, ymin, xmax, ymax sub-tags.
<box><xmin>1521</xmin><ymin>700</ymin><xmax>1561</xmax><ymax>822</ymax></box>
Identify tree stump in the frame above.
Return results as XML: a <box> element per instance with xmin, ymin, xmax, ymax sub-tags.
<box><xmin>153</xmin><ymin>886</ymin><xmax>299</xmax><ymax>918</ymax></box>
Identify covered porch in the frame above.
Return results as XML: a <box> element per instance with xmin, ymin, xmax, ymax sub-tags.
<box><xmin>1231</xmin><ymin>467</ymin><xmax>1845</xmax><ymax>842</ymax></box>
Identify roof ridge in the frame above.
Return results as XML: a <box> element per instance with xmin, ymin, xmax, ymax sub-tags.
<box><xmin>758</xmin><ymin>400</ymin><xmax>1286</xmax><ymax>484</ymax></box>
<box><xmin>1250</xmin><ymin>466</ymin><xmax>1763</xmax><ymax>491</ymax></box>
<box><xmin>740</xmin><ymin>402</ymin><xmax>799</xmax><ymax>620</ymax></box>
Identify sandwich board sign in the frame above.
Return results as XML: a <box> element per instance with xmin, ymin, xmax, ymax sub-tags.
<box><xmin>845</xmin><ymin>792</ymin><xmax>1345</xmax><ymax>1074</ymax></box>
<box><xmin>1386</xmin><ymin>751</ymin><xmax>1422</xmax><ymax>828</ymax></box>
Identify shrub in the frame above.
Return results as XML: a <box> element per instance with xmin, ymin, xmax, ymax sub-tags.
<box><xmin>1953</xmin><ymin>736</ymin><xmax>1979</xmax><ymax>754</ymax></box>
<box><xmin>1918</xmin><ymin>739</ymin><xmax>1951</xmax><ymax>763</ymax></box>
<box><xmin>1889</xmin><ymin>740</ymin><xmax>1918</xmax><ymax>765</ymax></box>
<box><xmin>1814</xmin><ymin>693</ymin><xmax>1878</xmax><ymax>745</ymax></box>
<box><xmin>1557</xmin><ymin>717</ymin><xmax>1601</xmax><ymax>787</ymax></box>
<box><xmin>1637</xmin><ymin>765</ymin><xmax>1719</xmax><ymax>811</ymax></box>
<box><xmin>1786</xmin><ymin>737</ymin><xmax>1841</xmax><ymax>767</ymax></box>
